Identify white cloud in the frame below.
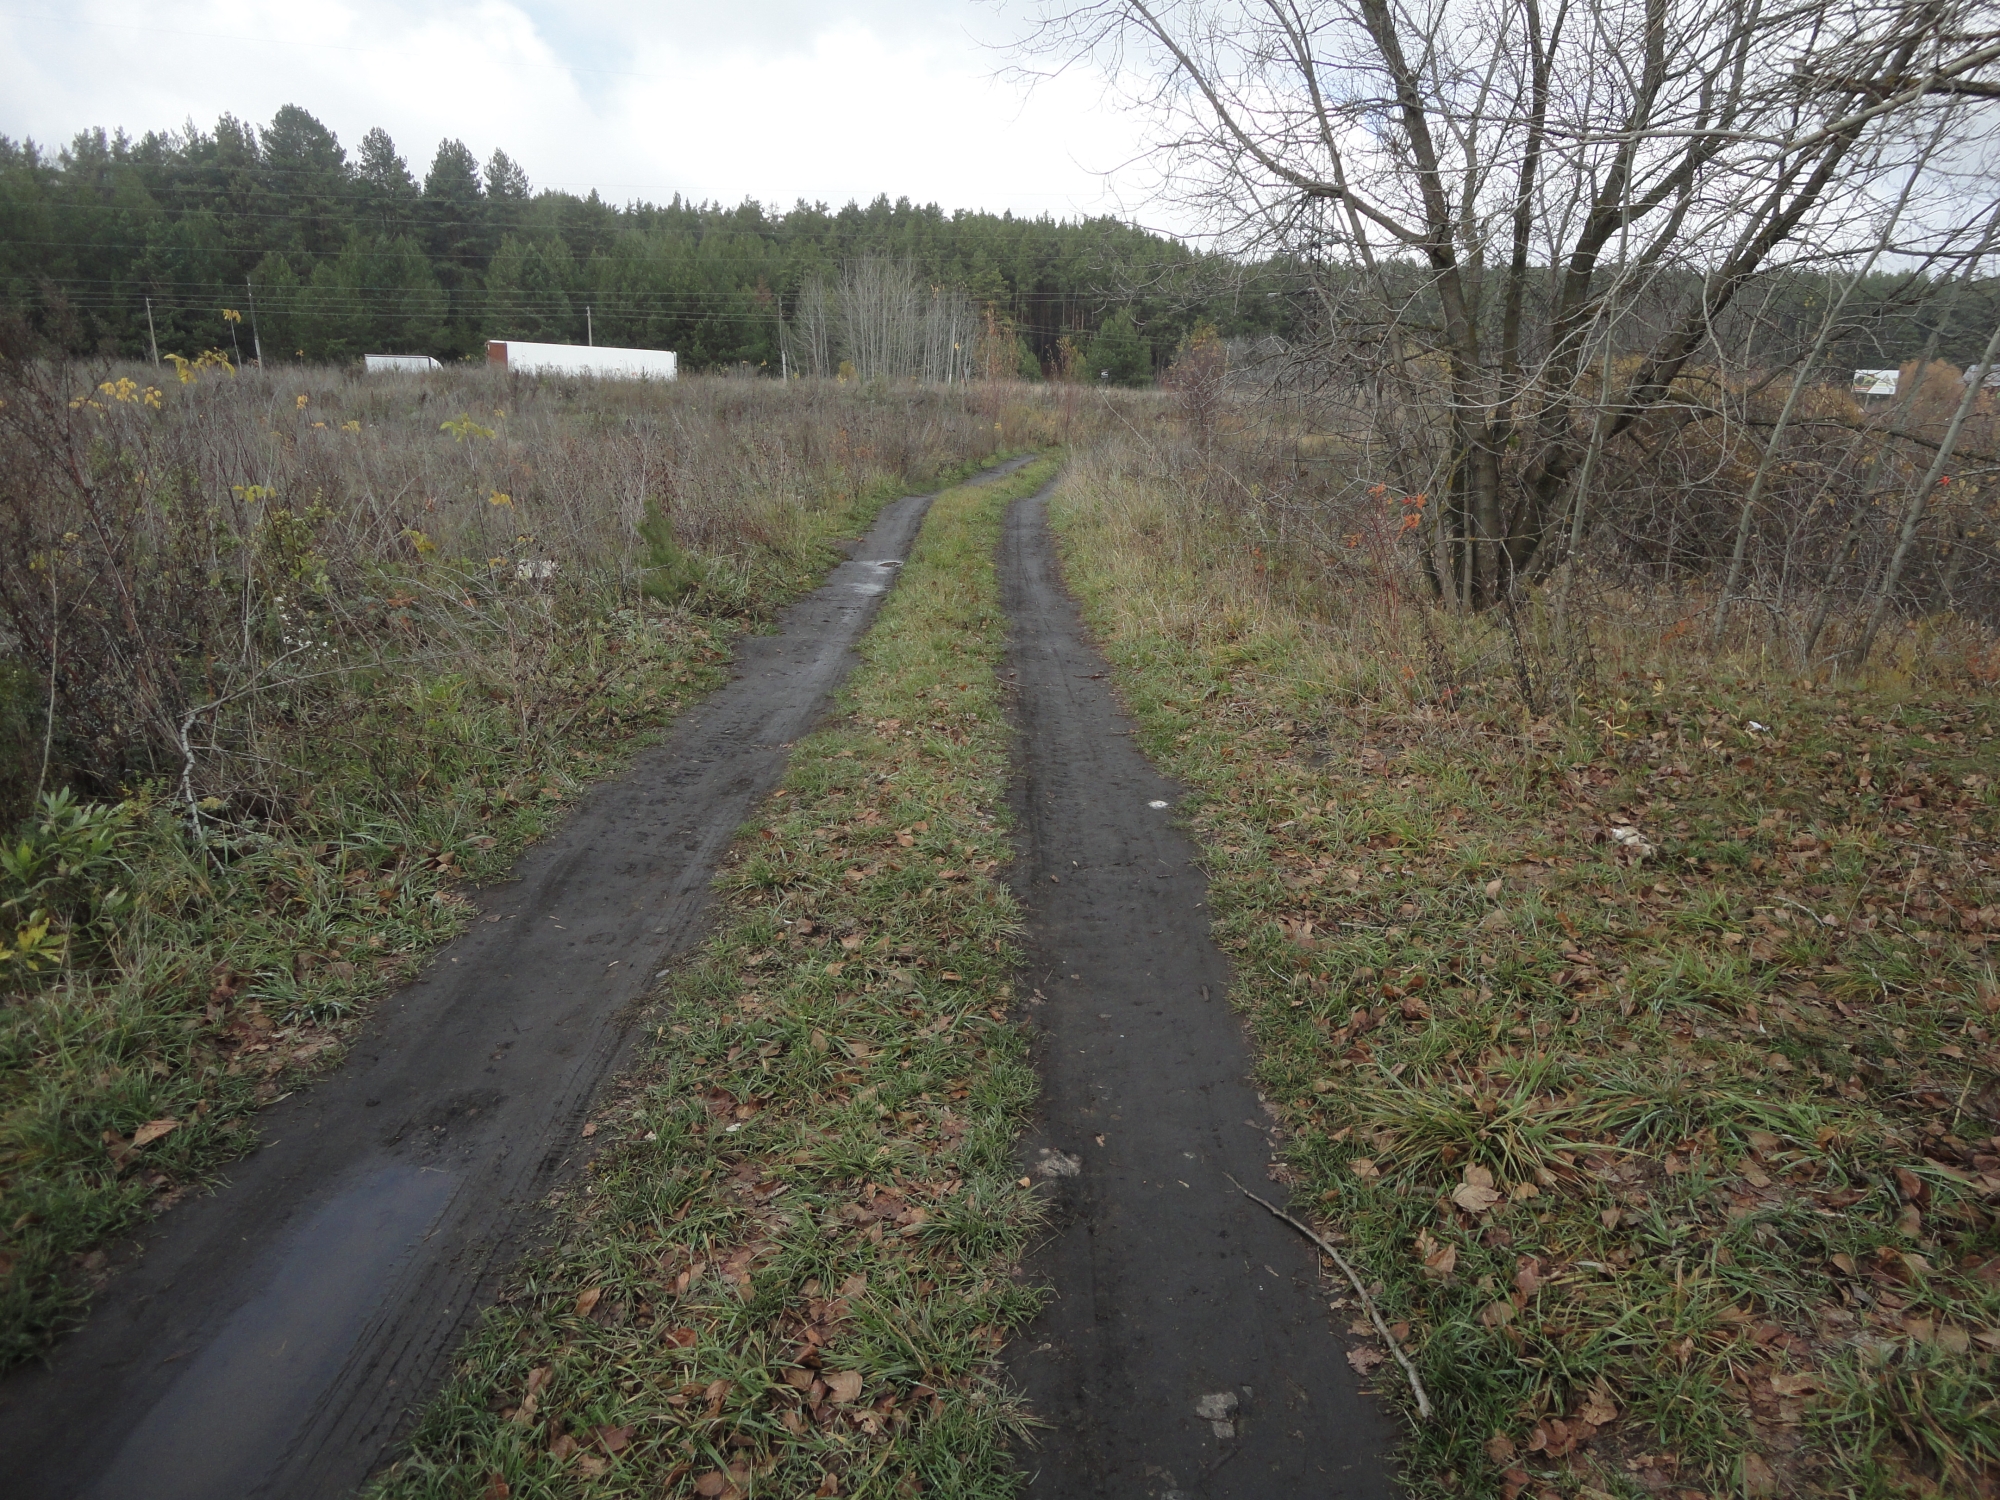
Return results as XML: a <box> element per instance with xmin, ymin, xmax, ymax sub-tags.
<box><xmin>0</xmin><ymin>0</ymin><xmax>1169</xmax><ymax>224</ymax></box>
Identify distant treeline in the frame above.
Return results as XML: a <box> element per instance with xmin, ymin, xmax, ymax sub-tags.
<box><xmin>3</xmin><ymin>104</ymin><xmax>1988</xmax><ymax>381</ymax></box>
<box><xmin>0</xmin><ymin>105</ymin><xmax>1293</xmax><ymax>375</ymax></box>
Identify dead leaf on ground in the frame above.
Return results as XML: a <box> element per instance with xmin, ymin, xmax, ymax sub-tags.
<box><xmin>573</xmin><ymin>1287</ymin><xmax>602</xmax><ymax>1318</ymax></box>
<box><xmin>1347</xmin><ymin>1345</ymin><xmax>1387</xmax><ymax>1374</ymax></box>
<box><xmin>1485</xmin><ymin>1433</ymin><xmax>1517</xmax><ymax>1464</ymax></box>
<box><xmin>1416</xmin><ymin>1228</ymin><xmax>1457</xmax><ymax>1279</ymax></box>
<box><xmin>1743</xmin><ymin>1452</ymin><xmax>1778</xmax><ymax>1496</ymax></box>
<box><xmin>823</xmin><ymin>1369</ymin><xmax>864</xmax><ymax>1404</ymax></box>
<box><xmin>511</xmin><ymin>1365</ymin><xmax>551</xmax><ymax>1425</ymax></box>
<box><xmin>1453</xmin><ymin>1181</ymin><xmax>1503</xmax><ymax>1214</ymax></box>
<box><xmin>1349</xmin><ymin>1157</ymin><xmax>1380</xmax><ymax>1180</ymax></box>
<box><xmin>482</xmin><ymin>1476</ymin><xmax>509</xmax><ymax>1500</ymax></box>
<box><xmin>1514</xmin><ymin>1257</ymin><xmax>1544</xmax><ymax>1298</ymax></box>
<box><xmin>130</xmin><ymin>1119</ymin><xmax>180</xmax><ymax>1149</ymax></box>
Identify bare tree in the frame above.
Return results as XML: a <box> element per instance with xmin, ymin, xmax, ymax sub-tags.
<box><xmin>1021</xmin><ymin>0</ymin><xmax>2000</xmax><ymax>607</ymax></box>
<box><xmin>786</xmin><ymin>274</ymin><xmax>835</xmax><ymax>378</ymax></box>
<box><xmin>788</xmin><ymin>259</ymin><xmax>980</xmax><ymax>384</ymax></box>
<box><xmin>838</xmin><ymin>258</ymin><xmax>923</xmax><ymax>381</ymax></box>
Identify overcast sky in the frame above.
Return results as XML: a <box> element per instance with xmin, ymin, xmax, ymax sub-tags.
<box><xmin>0</xmin><ymin>0</ymin><xmax>1169</xmax><ymax>226</ymax></box>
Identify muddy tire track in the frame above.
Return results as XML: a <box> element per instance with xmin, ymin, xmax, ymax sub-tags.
<box><xmin>1001</xmin><ymin>484</ymin><xmax>1396</xmax><ymax>1499</ymax></box>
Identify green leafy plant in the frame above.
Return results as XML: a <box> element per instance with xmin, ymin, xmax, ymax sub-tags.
<box><xmin>0</xmin><ymin>789</ymin><xmax>134</xmax><ymax>975</ymax></box>
<box><xmin>636</xmin><ymin>500</ymin><xmax>707</xmax><ymax>605</ymax></box>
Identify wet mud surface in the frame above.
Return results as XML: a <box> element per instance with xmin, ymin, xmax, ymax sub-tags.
<box><xmin>1001</xmin><ymin>487</ymin><xmax>1396</xmax><ymax>1499</ymax></box>
<box><xmin>0</xmin><ymin>458</ymin><xmax>1035</xmax><ymax>1500</ymax></box>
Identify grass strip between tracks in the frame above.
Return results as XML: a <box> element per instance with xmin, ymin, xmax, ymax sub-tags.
<box><xmin>1047</xmin><ymin>465</ymin><xmax>2000</xmax><ymax>1500</ymax></box>
<box><xmin>378</xmin><ymin>458</ymin><xmax>1058</xmax><ymax>1500</ymax></box>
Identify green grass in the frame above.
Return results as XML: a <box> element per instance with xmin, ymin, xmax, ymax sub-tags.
<box><xmin>0</xmin><ymin>458</ymin><xmax>1017</xmax><ymax>1368</ymax></box>
<box><xmin>1046</xmin><ymin>459</ymin><xmax>2000</xmax><ymax>1500</ymax></box>
<box><xmin>372</xmin><ymin>458</ymin><xmax>1059</xmax><ymax>1500</ymax></box>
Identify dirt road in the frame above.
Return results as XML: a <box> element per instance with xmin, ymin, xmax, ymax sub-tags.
<box><xmin>0</xmin><ymin>459</ymin><xmax>1034</xmax><ymax>1500</ymax></box>
<box><xmin>1002</xmin><ymin>487</ymin><xmax>1395</xmax><ymax>1499</ymax></box>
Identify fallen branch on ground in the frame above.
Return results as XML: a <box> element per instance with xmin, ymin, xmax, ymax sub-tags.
<box><xmin>1228</xmin><ymin>1176</ymin><xmax>1433</xmax><ymax>1421</ymax></box>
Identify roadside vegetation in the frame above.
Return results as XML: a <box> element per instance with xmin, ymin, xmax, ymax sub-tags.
<box><xmin>374</xmin><ymin>460</ymin><xmax>1055</xmax><ymax>1500</ymax></box>
<box><xmin>0</xmin><ymin>338</ymin><xmax>1050</xmax><ymax>1363</ymax></box>
<box><xmin>1050</xmin><ymin>426</ymin><xmax>2000</xmax><ymax>1500</ymax></box>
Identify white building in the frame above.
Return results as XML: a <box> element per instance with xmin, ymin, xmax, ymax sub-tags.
<box><xmin>364</xmin><ymin>354</ymin><xmax>443</xmax><ymax>373</ymax></box>
<box><xmin>1853</xmin><ymin>369</ymin><xmax>1900</xmax><ymax>397</ymax></box>
<box><xmin>486</xmin><ymin>341</ymin><xmax>678</xmax><ymax>380</ymax></box>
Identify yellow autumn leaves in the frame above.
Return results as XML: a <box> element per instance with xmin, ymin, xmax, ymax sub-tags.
<box><xmin>69</xmin><ymin>377</ymin><xmax>164</xmax><ymax>412</ymax></box>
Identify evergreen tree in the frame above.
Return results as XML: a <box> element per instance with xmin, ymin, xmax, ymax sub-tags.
<box><xmin>484</xmin><ymin>150</ymin><xmax>530</xmax><ymax>247</ymax></box>
<box><xmin>355</xmin><ymin>127</ymin><xmax>419</xmax><ymax>240</ymax></box>
<box><xmin>1085</xmin><ymin>308</ymin><xmax>1151</xmax><ymax>385</ymax></box>
<box><xmin>247</xmin><ymin>252</ymin><xmax>304</xmax><ymax>359</ymax></box>
<box><xmin>485</xmin><ymin>233</ymin><xmax>576</xmax><ymax>342</ymax></box>
<box><xmin>258</xmin><ymin>105</ymin><xmax>350</xmax><ymax>259</ymax></box>
<box><xmin>138</xmin><ymin>209</ymin><xmax>233</xmax><ymax>353</ymax></box>
<box><xmin>300</xmin><ymin>234</ymin><xmax>445</xmax><ymax>360</ymax></box>
<box><xmin>421</xmin><ymin>139</ymin><xmax>485</xmax><ymax>357</ymax></box>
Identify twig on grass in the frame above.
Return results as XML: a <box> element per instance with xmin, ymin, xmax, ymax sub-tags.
<box><xmin>1227</xmin><ymin>1175</ymin><xmax>1433</xmax><ymax>1421</ymax></box>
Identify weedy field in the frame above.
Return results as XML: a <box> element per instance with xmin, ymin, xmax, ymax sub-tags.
<box><xmin>0</xmin><ymin>348</ymin><xmax>1053</xmax><ymax>1363</ymax></box>
<box><xmin>372</xmin><ymin>461</ymin><xmax>1057</xmax><ymax>1500</ymax></box>
<box><xmin>1049</xmin><ymin>439</ymin><xmax>2000</xmax><ymax>1500</ymax></box>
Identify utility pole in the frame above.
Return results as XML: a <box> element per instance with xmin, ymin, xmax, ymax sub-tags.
<box><xmin>144</xmin><ymin>298</ymin><xmax>160</xmax><ymax>366</ymax></box>
<box><xmin>586</xmin><ymin>305</ymin><xmax>593</xmax><ymax>346</ymax></box>
<box><xmin>245</xmin><ymin>279</ymin><xmax>264</xmax><ymax>369</ymax></box>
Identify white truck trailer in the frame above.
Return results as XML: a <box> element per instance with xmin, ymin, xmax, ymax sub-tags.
<box><xmin>485</xmin><ymin>341</ymin><xmax>678</xmax><ymax>380</ymax></box>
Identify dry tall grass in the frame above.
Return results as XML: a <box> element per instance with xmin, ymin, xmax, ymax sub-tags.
<box><xmin>0</xmin><ymin>340</ymin><xmax>1064</xmax><ymax>1361</ymax></box>
<box><xmin>1064</xmin><ymin>405</ymin><xmax>2000</xmax><ymax>712</ymax></box>
<box><xmin>0</xmin><ymin>346</ymin><xmax>1059</xmax><ymax>823</ymax></box>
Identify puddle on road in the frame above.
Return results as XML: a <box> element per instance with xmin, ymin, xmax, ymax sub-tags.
<box><xmin>842</xmin><ymin>559</ymin><xmax>904</xmax><ymax>596</ymax></box>
<box><xmin>85</xmin><ymin>1161</ymin><xmax>461</xmax><ymax>1500</ymax></box>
